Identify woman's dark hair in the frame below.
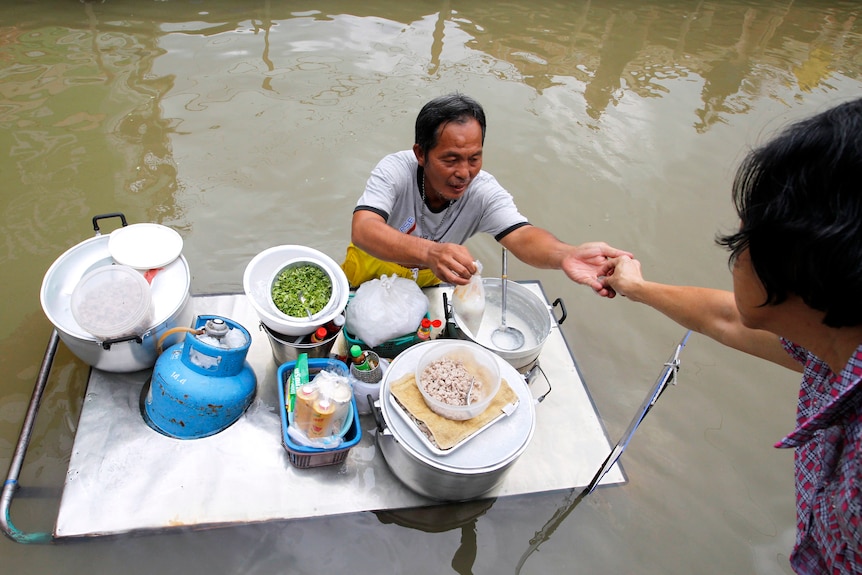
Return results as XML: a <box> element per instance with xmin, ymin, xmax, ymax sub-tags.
<box><xmin>716</xmin><ymin>97</ymin><xmax>862</xmax><ymax>327</ymax></box>
<box><xmin>415</xmin><ymin>93</ymin><xmax>486</xmax><ymax>156</ymax></box>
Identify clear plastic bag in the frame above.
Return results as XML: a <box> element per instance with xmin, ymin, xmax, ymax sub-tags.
<box><xmin>452</xmin><ymin>260</ymin><xmax>485</xmax><ymax>336</ymax></box>
<box><xmin>289</xmin><ymin>369</ymin><xmax>352</xmax><ymax>445</ymax></box>
<box><xmin>345</xmin><ymin>274</ymin><xmax>429</xmax><ymax>347</ymax></box>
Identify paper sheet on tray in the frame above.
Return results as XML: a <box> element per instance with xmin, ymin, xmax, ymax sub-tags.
<box><xmin>389</xmin><ymin>373</ymin><xmax>518</xmax><ymax>450</ymax></box>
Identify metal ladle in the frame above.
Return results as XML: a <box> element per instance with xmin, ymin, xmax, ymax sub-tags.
<box><xmin>298</xmin><ymin>291</ymin><xmax>313</xmax><ymax>319</ymax></box>
<box><xmin>491</xmin><ymin>247</ymin><xmax>525</xmax><ymax>351</ymax></box>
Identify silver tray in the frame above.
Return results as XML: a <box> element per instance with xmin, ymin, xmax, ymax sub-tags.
<box><xmin>387</xmin><ymin>391</ymin><xmax>518</xmax><ymax>456</ymax></box>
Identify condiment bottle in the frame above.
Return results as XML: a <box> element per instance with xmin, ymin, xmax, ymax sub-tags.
<box><xmin>417</xmin><ymin>318</ymin><xmax>432</xmax><ymax>340</ymax></box>
<box><xmin>350</xmin><ymin>344</ymin><xmax>371</xmax><ymax>371</ymax></box>
<box><xmin>293</xmin><ymin>383</ymin><xmax>318</xmax><ymax>432</ymax></box>
<box><xmin>324</xmin><ymin>314</ymin><xmax>345</xmax><ymax>336</ymax></box>
<box><xmin>310</xmin><ymin>326</ymin><xmax>328</xmax><ymax>343</ymax></box>
<box><xmin>308</xmin><ymin>398</ymin><xmax>336</xmax><ymax>438</ymax></box>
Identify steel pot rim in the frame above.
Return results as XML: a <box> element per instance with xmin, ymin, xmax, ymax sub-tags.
<box><xmin>451</xmin><ymin>278</ymin><xmax>561</xmax><ymax>369</ymax></box>
<box><xmin>40</xmin><ymin>234</ymin><xmax>191</xmax><ymax>342</ymax></box>
<box><xmin>376</xmin><ymin>340</ymin><xmax>535</xmax><ymax>474</ymax></box>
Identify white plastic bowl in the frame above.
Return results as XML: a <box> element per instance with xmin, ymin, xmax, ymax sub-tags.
<box><xmin>415</xmin><ymin>341</ymin><xmax>501</xmax><ymax>421</ymax></box>
<box><xmin>243</xmin><ymin>245</ymin><xmax>349</xmax><ymax>336</ymax></box>
<box><xmin>71</xmin><ymin>264</ymin><xmax>153</xmax><ymax>340</ymax></box>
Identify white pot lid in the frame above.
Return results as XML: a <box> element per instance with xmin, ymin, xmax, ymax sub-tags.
<box><xmin>380</xmin><ymin>340</ymin><xmax>535</xmax><ymax>472</ymax></box>
<box><xmin>109</xmin><ymin>223</ymin><xmax>183</xmax><ymax>269</ymax></box>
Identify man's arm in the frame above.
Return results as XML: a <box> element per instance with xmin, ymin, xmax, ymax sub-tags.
<box><xmin>605</xmin><ymin>256</ymin><xmax>802</xmax><ymax>372</ymax></box>
<box><xmin>351</xmin><ymin>209</ymin><xmax>476</xmax><ymax>285</ymax></box>
<box><xmin>500</xmin><ymin>225</ymin><xmax>633</xmax><ymax>297</ymax></box>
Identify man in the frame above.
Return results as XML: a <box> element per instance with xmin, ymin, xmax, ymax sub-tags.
<box><xmin>341</xmin><ymin>93</ymin><xmax>630</xmax><ymax>293</ymax></box>
<box><xmin>604</xmin><ymin>97</ymin><xmax>862</xmax><ymax>574</ymax></box>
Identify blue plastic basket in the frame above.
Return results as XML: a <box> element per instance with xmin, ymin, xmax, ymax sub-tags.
<box><xmin>277</xmin><ymin>358</ymin><xmax>361</xmax><ymax>468</ymax></box>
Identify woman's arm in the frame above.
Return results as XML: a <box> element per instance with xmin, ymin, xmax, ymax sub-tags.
<box><xmin>605</xmin><ymin>256</ymin><xmax>802</xmax><ymax>372</ymax></box>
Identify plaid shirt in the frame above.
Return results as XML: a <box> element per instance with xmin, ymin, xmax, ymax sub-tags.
<box><xmin>776</xmin><ymin>340</ymin><xmax>862</xmax><ymax>574</ymax></box>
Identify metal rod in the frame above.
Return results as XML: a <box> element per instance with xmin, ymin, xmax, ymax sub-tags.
<box><xmin>581</xmin><ymin>330</ymin><xmax>691</xmax><ymax>495</ymax></box>
<box><xmin>515</xmin><ymin>330</ymin><xmax>692</xmax><ymax>574</ymax></box>
<box><xmin>1</xmin><ymin>330</ymin><xmax>59</xmax><ymax>544</ymax></box>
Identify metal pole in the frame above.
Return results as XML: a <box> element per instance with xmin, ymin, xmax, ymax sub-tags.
<box><xmin>0</xmin><ymin>330</ymin><xmax>59</xmax><ymax>544</ymax></box>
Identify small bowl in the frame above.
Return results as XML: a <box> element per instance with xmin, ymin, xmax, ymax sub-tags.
<box><xmin>270</xmin><ymin>259</ymin><xmax>334</xmax><ymax>320</ymax></box>
<box><xmin>71</xmin><ymin>264</ymin><xmax>153</xmax><ymax>340</ymax></box>
<box><xmin>415</xmin><ymin>341</ymin><xmax>501</xmax><ymax>421</ymax></box>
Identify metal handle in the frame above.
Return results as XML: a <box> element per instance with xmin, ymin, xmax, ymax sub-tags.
<box><xmin>551</xmin><ymin>298</ymin><xmax>567</xmax><ymax>325</ymax></box>
<box><xmin>369</xmin><ymin>396</ymin><xmax>385</xmax><ymax>432</ymax></box>
<box><xmin>523</xmin><ymin>362</ymin><xmax>552</xmax><ymax>403</ymax></box>
<box><xmin>99</xmin><ymin>334</ymin><xmax>144</xmax><ymax>350</ymax></box>
<box><xmin>500</xmin><ymin>247</ymin><xmax>510</xmax><ymax>328</ymax></box>
<box><xmin>92</xmin><ymin>212</ymin><xmax>127</xmax><ymax>235</ymax></box>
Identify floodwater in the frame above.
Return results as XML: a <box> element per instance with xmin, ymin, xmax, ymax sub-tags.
<box><xmin>1</xmin><ymin>0</ymin><xmax>860</xmax><ymax>573</ymax></box>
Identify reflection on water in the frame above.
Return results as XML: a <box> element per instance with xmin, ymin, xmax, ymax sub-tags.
<box><xmin>1</xmin><ymin>1</ymin><xmax>860</xmax><ymax>574</ymax></box>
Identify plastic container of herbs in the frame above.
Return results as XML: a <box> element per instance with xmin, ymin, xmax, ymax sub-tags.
<box><xmin>243</xmin><ymin>245</ymin><xmax>349</xmax><ymax>337</ymax></box>
<box><xmin>271</xmin><ymin>260</ymin><xmax>334</xmax><ymax>319</ymax></box>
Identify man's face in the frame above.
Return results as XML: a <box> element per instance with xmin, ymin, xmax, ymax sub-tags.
<box><xmin>414</xmin><ymin>118</ymin><xmax>483</xmax><ymax>203</ymax></box>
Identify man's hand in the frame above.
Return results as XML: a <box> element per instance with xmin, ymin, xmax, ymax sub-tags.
<box><xmin>560</xmin><ymin>242</ymin><xmax>634</xmax><ymax>298</ymax></box>
<box><xmin>426</xmin><ymin>242</ymin><xmax>477</xmax><ymax>285</ymax></box>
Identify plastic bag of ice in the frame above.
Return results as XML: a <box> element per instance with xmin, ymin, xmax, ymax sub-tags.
<box><xmin>452</xmin><ymin>260</ymin><xmax>485</xmax><ymax>336</ymax></box>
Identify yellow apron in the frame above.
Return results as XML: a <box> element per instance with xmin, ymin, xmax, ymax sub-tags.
<box><xmin>341</xmin><ymin>244</ymin><xmax>441</xmax><ymax>288</ymax></box>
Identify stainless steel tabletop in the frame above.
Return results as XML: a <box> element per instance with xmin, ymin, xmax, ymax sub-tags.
<box><xmin>55</xmin><ymin>283</ymin><xmax>623</xmax><ymax>538</ymax></box>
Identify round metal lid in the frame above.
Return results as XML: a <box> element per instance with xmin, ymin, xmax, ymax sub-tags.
<box><xmin>379</xmin><ymin>340</ymin><xmax>536</xmax><ymax>472</ymax></box>
<box><xmin>41</xmin><ymin>234</ymin><xmax>191</xmax><ymax>340</ymax></box>
<box><xmin>109</xmin><ymin>223</ymin><xmax>183</xmax><ymax>270</ymax></box>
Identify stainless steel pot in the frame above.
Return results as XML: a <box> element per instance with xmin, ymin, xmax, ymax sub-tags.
<box><xmin>40</xmin><ymin>214</ymin><xmax>193</xmax><ymax>373</ymax></box>
<box><xmin>372</xmin><ymin>340</ymin><xmax>536</xmax><ymax>502</ymax></box>
<box><xmin>448</xmin><ymin>279</ymin><xmax>566</xmax><ymax>370</ymax></box>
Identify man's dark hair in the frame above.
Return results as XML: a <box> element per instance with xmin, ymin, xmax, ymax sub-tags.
<box><xmin>415</xmin><ymin>93</ymin><xmax>486</xmax><ymax>156</ymax></box>
<box><xmin>716</xmin><ymin>97</ymin><xmax>862</xmax><ymax>327</ymax></box>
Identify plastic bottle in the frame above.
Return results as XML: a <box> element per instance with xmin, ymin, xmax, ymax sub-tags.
<box><xmin>350</xmin><ymin>345</ymin><xmax>371</xmax><ymax>371</ymax></box>
<box><xmin>324</xmin><ymin>314</ymin><xmax>345</xmax><ymax>336</ymax></box>
<box><xmin>310</xmin><ymin>326</ymin><xmax>328</xmax><ymax>343</ymax></box>
<box><xmin>417</xmin><ymin>318</ymin><xmax>432</xmax><ymax>340</ymax></box>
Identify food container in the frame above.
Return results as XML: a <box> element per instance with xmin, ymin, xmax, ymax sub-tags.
<box><xmin>414</xmin><ymin>341</ymin><xmax>501</xmax><ymax>421</ymax></box>
<box><xmin>270</xmin><ymin>259</ymin><xmax>334</xmax><ymax>320</ymax></box>
<box><xmin>243</xmin><ymin>245</ymin><xmax>349</xmax><ymax>337</ymax></box>
<box><xmin>372</xmin><ymin>340</ymin><xmax>536</xmax><ymax>501</ymax></box>
<box><xmin>40</xmin><ymin>213</ymin><xmax>193</xmax><ymax>373</ymax></box>
<box><xmin>71</xmin><ymin>265</ymin><xmax>154</xmax><ymax>340</ymax></box>
<box><xmin>448</xmin><ymin>279</ymin><xmax>567</xmax><ymax>370</ymax></box>
<box><xmin>342</xmin><ymin>293</ymin><xmax>429</xmax><ymax>359</ymax></box>
<box><xmin>260</xmin><ymin>322</ymin><xmax>339</xmax><ymax>365</ymax></box>
<box><xmin>277</xmin><ymin>358</ymin><xmax>361</xmax><ymax>468</ymax></box>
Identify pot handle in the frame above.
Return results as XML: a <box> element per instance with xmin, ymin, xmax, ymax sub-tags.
<box><xmin>551</xmin><ymin>297</ymin><xmax>567</xmax><ymax>326</ymax></box>
<box><xmin>524</xmin><ymin>362</ymin><xmax>552</xmax><ymax>404</ymax></box>
<box><xmin>370</xmin><ymin>395</ymin><xmax>386</xmax><ymax>432</ymax></box>
<box><xmin>99</xmin><ymin>333</ymin><xmax>144</xmax><ymax>350</ymax></box>
<box><xmin>92</xmin><ymin>212</ymin><xmax>128</xmax><ymax>235</ymax></box>
<box><xmin>441</xmin><ymin>291</ymin><xmax>459</xmax><ymax>339</ymax></box>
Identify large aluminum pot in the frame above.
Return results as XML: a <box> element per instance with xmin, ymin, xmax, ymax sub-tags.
<box><xmin>40</xmin><ymin>215</ymin><xmax>193</xmax><ymax>373</ymax></box>
<box><xmin>372</xmin><ymin>340</ymin><xmax>535</xmax><ymax>502</ymax></box>
<box><xmin>448</xmin><ymin>279</ymin><xmax>566</xmax><ymax>370</ymax></box>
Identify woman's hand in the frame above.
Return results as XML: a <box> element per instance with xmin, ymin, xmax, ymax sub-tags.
<box><xmin>602</xmin><ymin>255</ymin><xmax>646</xmax><ymax>300</ymax></box>
<box><xmin>560</xmin><ymin>242</ymin><xmax>634</xmax><ymax>298</ymax></box>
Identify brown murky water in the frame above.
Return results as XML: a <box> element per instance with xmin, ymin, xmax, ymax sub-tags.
<box><xmin>2</xmin><ymin>1</ymin><xmax>860</xmax><ymax>573</ymax></box>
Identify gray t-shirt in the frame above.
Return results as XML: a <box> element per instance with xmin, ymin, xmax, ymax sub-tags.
<box><xmin>354</xmin><ymin>150</ymin><xmax>529</xmax><ymax>244</ymax></box>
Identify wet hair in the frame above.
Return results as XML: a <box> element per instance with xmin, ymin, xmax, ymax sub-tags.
<box><xmin>716</xmin><ymin>97</ymin><xmax>862</xmax><ymax>327</ymax></box>
<box><xmin>414</xmin><ymin>93</ymin><xmax>486</xmax><ymax>157</ymax></box>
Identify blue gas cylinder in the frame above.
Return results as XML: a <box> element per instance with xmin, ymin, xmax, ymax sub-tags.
<box><xmin>144</xmin><ymin>315</ymin><xmax>257</xmax><ymax>439</ymax></box>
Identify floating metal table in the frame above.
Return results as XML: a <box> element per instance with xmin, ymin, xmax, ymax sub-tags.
<box><xmin>53</xmin><ymin>282</ymin><xmax>624</xmax><ymax>538</ymax></box>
